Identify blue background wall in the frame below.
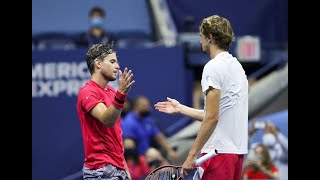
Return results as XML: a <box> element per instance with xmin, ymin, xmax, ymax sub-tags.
<box><xmin>166</xmin><ymin>0</ymin><xmax>288</xmax><ymax>46</ymax></box>
<box><xmin>32</xmin><ymin>0</ymin><xmax>153</xmax><ymax>38</ymax></box>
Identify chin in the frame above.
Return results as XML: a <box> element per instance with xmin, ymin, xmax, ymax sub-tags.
<box><xmin>110</xmin><ymin>76</ymin><xmax>117</xmax><ymax>81</ymax></box>
<box><xmin>201</xmin><ymin>49</ymin><xmax>208</xmax><ymax>54</ymax></box>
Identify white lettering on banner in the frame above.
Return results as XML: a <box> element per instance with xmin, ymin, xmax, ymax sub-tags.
<box><xmin>32</xmin><ymin>80</ymin><xmax>88</xmax><ymax>98</ymax></box>
<box><xmin>32</xmin><ymin>62</ymin><xmax>90</xmax><ymax>98</ymax></box>
<box><xmin>32</xmin><ymin>63</ymin><xmax>43</xmax><ymax>79</ymax></box>
<box><xmin>44</xmin><ymin>63</ymin><xmax>56</xmax><ymax>79</ymax></box>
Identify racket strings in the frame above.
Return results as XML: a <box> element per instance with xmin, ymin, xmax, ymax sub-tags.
<box><xmin>146</xmin><ymin>167</ymin><xmax>182</xmax><ymax>180</ymax></box>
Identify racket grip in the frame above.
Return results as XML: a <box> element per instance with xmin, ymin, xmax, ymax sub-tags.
<box><xmin>195</xmin><ymin>149</ymin><xmax>218</xmax><ymax>166</ymax></box>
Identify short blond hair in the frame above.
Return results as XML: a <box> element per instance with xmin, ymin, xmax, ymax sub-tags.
<box><xmin>199</xmin><ymin>15</ymin><xmax>234</xmax><ymax>50</ymax></box>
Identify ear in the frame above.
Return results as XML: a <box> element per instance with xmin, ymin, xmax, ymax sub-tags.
<box><xmin>208</xmin><ymin>34</ymin><xmax>213</xmax><ymax>43</ymax></box>
<box><xmin>95</xmin><ymin>59</ymin><xmax>102</xmax><ymax>69</ymax></box>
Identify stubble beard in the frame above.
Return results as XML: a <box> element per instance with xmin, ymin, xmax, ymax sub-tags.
<box><xmin>201</xmin><ymin>44</ymin><xmax>210</xmax><ymax>55</ymax></box>
<box><xmin>101</xmin><ymin>70</ymin><xmax>116</xmax><ymax>81</ymax></box>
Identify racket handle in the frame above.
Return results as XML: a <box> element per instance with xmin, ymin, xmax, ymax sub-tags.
<box><xmin>195</xmin><ymin>149</ymin><xmax>218</xmax><ymax>166</ymax></box>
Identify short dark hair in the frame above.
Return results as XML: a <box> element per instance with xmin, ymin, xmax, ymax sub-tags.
<box><xmin>86</xmin><ymin>41</ymin><xmax>115</xmax><ymax>74</ymax></box>
<box><xmin>89</xmin><ymin>6</ymin><xmax>105</xmax><ymax>18</ymax></box>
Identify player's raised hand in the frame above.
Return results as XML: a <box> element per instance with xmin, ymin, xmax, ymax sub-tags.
<box><xmin>118</xmin><ymin>67</ymin><xmax>135</xmax><ymax>94</ymax></box>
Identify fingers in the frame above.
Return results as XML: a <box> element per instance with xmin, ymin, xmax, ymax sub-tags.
<box><xmin>180</xmin><ymin>168</ymin><xmax>189</xmax><ymax>179</ymax></box>
<box><xmin>180</xmin><ymin>168</ymin><xmax>185</xmax><ymax>179</ymax></box>
<box><xmin>154</xmin><ymin>102</ymin><xmax>168</xmax><ymax>107</ymax></box>
<box><xmin>156</xmin><ymin>108</ymin><xmax>167</xmax><ymax>113</ymax></box>
<box><xmin>167</xmin><ymin>97</ymin><xmax>173</xmax><ymax>102</ymax></box>
<box><xmin>119</xmin><ymin>70</ymin><xmax>123</xmax><ymax>78</ymax></box>
<box><xmin>120</xmin><ymin>68</ymin><xmax>132</xmax><ymax>81</ymax></box>
<box><xmin>119</xmin><ymin>67</ymin><xmax>135</xmax><ymax>93</ymax></box>
<box><xmin>127</xmin><ymin>80</ymin><xmax>135</xmax><ymax>88</ymax></box>
<box><xmin>122</xmin><ymin>67</ymin><xmax>128</xmax><ymax>77</ymax></box>
<box><xmin>180</xmin><ymin>160</ymin><xmax>194</xmax><ymax>179</ymax></box>
<box><xmin>154</xmin><ymin>102</ymin><xmax>168</xmax><ymax>106</ymax></box>
<box><xmin>120</xmin><ymin>67</ymin><xmax>131</xmax><ymax>81</ymax></box>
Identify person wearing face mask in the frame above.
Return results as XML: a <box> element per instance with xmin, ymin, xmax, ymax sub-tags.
<box><xmin>75</xmin><ymin>6</ymin><xmax>120</xmax><ymax>91</ymax></box>
<box><xmin>248</xmin><ymin>120</ymin><xmax>288</xmax><ymax>180</ymax></box>
<box><xmin>262</xmin><ymin>122</ymin><xmax>288</xmax><ymax>162</ymax></box>
<box><xmin>243</xmin><ymin>144</ymin><xmax>279</xmax><ymax>179</ymax></box>
<box><xmin>121</xmin><ymin>95</ymin><xmax>179</xmax><ymax>163</ymax></box>
<box><xmin>145</xmin><ymin>147</ymin><xmax>170</xmax><ymax>171</ymax></box>
<box><xmin>77</xmin><ymin>6</ymin><xmax>117</xmax><ymax>48</ymax></box>
<box><xmin>262</xmin><ymin>122</ymin><xmax>288</xmax><ymax>180</ymax></box>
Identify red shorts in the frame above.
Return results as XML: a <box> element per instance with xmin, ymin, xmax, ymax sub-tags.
<box><xmin>200</xmin><ymin>153</ymin><xmax>244</xmax><ymax>180</ymax></box>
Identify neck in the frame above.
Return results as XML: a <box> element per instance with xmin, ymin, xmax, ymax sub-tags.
<box><xmin>90</xmin><ymin>28</ymin><xmax>103</xmax><ymax>37</ymax></box>
<box><xmin>209</xmin><ymin>45</ymin><xmax>225</xmax><ymax>60</ymax></box>
<box><xmin>91</xmin><ymin>73</ymin><xmax>108</xmax><ymax>89</ymax></box>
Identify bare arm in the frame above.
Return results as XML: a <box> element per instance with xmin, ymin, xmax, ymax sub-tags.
<box><xmin>154</xmin><ymin>97</ymin><xmax>204</xmax><ymax>121</ymax></box>
<box><xmin>90</xmin><ymin>103</ymin><xmax>122</xmax><ymax>127</ymax></box>
<box><xmin>90</xmin><ymin>68</ymin><xmax>135</xmax><ymax>127</ymax></box>
<box><xmin>177</xmin><ymin>103</ymin><xmax>204</xmax><ymax>121</ymax></box>
<box><xmin>187</xmin><ymin>87</ymin><xmax>219</xmax><ymax>158</ymax></box>
<box><xmin>180</xmin><ymin>87</ymin><xmax>220</xmax><ymax>177</ymax></box>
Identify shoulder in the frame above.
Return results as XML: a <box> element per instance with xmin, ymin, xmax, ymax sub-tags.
<box><xmin>78</xmin><ymin>84</ymin><xmax>101</xmax><ymax>99</ymax></box>
<box><xmin>203</xmin><ymin>59</ymin><xmax>223</xmax><ymax>72</ymax></box>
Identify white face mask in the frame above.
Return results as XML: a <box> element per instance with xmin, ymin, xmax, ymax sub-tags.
<box><xmin>262</xmin><ymin>133</ymin><xmax>277</xmax><ymax>148</ymax></box>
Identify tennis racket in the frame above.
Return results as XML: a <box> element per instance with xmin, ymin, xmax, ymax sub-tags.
<box><xmin>145</xmin><ymin>149</ymin><xmax>218</xmax><ymax>180</ymax></box>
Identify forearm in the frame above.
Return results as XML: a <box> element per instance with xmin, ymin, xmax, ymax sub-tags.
<box><xmin>178</xmin><ymin>104</ymin><xmax>204</xmax><ymax>121</ymax></box>
<box><xmin>188</xmin><ymin>116</ymin><xmax>218</xmax><ymax>157</ymax></box>
<box><xmin>101</xmin><ymin>90</ymin><xmax>126</xmax><ymax>127</ymax></box>
<box><xmin>101</xmin><ymin>105</ymin><xmax>122</xmax><ymax>127</ymax></box>
<box><xmin>155</xmin><ymin>133</ymin><xmax>174</xmax><ymax>153</ymax></box>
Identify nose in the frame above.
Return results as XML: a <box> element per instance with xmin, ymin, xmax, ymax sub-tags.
<box><xmin>115</xmin><ymin>63</ymin><xmax>120</xmax><ymax>70</ymax></box>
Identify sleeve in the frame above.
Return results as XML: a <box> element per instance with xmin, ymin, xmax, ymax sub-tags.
<box><xmin>79</xmin><ymin>88</ymin><xmax>104</xmax><ymax>113</ymax></box>
<box><xmin>201</xmin><ymin>63</ymin><xmax>223</xmax><ymax>95</ymax></box>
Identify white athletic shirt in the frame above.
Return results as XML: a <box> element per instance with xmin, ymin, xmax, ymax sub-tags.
<box><xmin>201</xmin><ymin>51</ymin><xmax>248</xmax><ymax>154</ymax></box>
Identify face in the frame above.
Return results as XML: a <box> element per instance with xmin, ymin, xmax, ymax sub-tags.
<box><xmin>89</xmin><ymin>12</ymin><xmax>104</xmax><ymax>29</ymax></box>
<box><xmin>254</xmin><ymin>145</ymin><xmax>264</xmax><ymax>162</ymax></box>
<box><xmin>124</xmin><ymin>138</ymin><xmax>136</xmax><ymax>149</ymax></box>
<box><xmin>262</xmin><ymin>133</ymin><xmax>277</xmax><ymax>148</ymax></box>
<box><xmin>136</xmin><ymin>97</ymin><xmax>151</xmax><ymax>117</ymax></box>
<box><xmin>200</xmin><ymin>33</ymin><xmax>210</xmax><ymax>54</ymax></box>
<box><xmin>97</xmin><ymin>53</ymin><xmax>119</xmax><ymax>81</ymax></box>
<box><xmin>89</xmin><ymin>12</ymin><xmax>104</xmax><ymax>21</ymax></box>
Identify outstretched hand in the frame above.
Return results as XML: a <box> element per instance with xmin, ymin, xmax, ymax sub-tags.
<box><xmin>118</xmin><ymin>67</ymin><xmax>135</xmax><ymax>94</ymax></box>
<box><xmin>154</xmin><ymin>97</ymin><xmax>181</xmax><ymax>114</ymax></box>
